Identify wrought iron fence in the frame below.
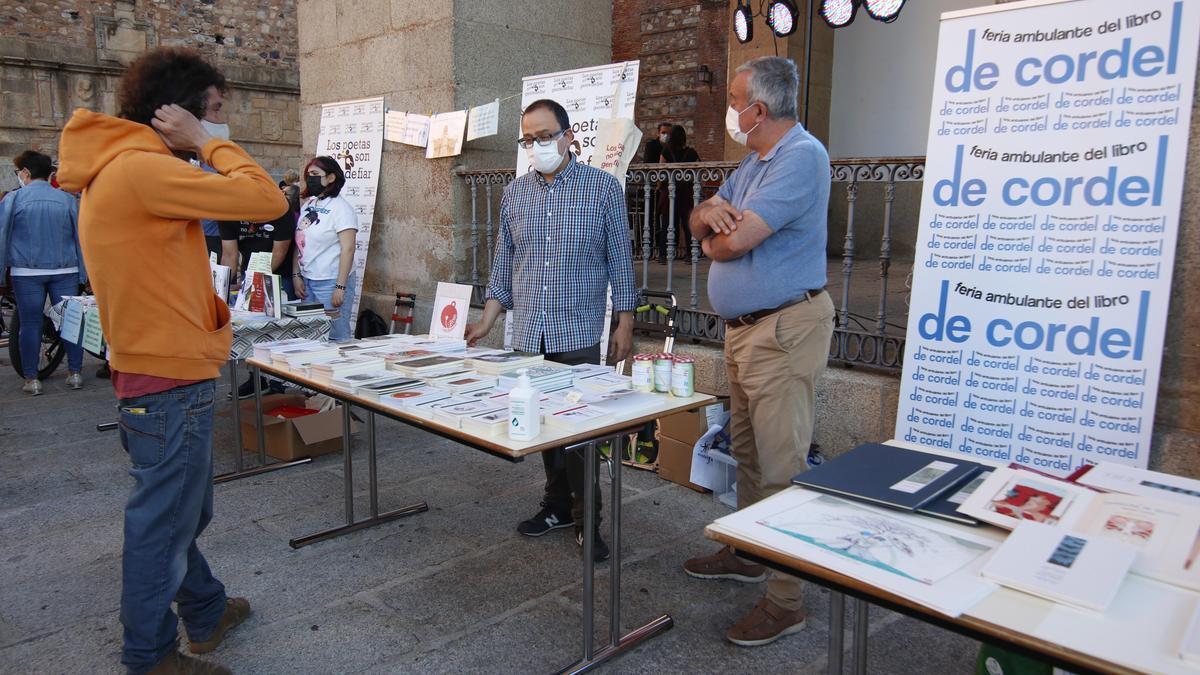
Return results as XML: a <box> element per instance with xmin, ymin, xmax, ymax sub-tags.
<box><xmin>458</xmin><ymin>157</ymin><xmax>924</xmax><ymax>372</ymax></box>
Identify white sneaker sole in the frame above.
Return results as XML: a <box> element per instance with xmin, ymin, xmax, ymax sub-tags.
<box><xmin>517</xmin><ymin>520</ymin><xmax>574</xmax><ymax>537</ymax></box>
<box><xmin>684</xmin><ymin>568</ymin><xmax>769</xmax><ymax>583</ymax></box>
<box><xmin>727</xmin><ymin>618</ymin><xmax>807</xmax><ymax>647</ymax></box>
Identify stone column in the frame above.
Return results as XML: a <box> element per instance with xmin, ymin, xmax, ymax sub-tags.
<box><xmin>297</xmin><ymin>0</ymin><xmax>613</xmax><ymax>329</ymax></box>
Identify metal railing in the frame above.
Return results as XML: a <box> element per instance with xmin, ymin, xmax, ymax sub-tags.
<box><xmin>458</xmin><ymin>157</ymin><xmax>925</xmax><ymax>372</ymax></box>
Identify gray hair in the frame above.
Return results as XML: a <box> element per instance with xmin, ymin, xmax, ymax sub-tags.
<box><xmin>736</xmin><ymin>56</ymin><xmax>799</xmax><ymax>121</ymax></box>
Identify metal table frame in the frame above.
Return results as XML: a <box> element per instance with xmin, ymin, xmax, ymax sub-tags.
<box><xmin>245</xmin><ymin>359</ymin><xmax>712</xmax><ymax>674</ymax></box>
<box><xmin>212</xmin><ymin>357</ymin><xmax>312</xmax><ymax>484</ymax></box>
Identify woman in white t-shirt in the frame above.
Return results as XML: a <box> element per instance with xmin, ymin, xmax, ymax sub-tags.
<box><xmin>293</xmin><ymin>156</ymin><xmax>358</xmax><ymax>341</ymax></box>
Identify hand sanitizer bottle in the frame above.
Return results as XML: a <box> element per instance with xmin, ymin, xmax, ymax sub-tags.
<box><xmin>508</xmin><ymin>368</ymin><xmax>540</xmax><ymax>441</ymax></box>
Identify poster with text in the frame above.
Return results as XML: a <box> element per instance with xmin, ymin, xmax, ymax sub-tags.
<box><xmin>896</xmin><ymin>0</ymin><xmax>1198</xmax><ymax>475</ymax></box>
<box><xmin>315</xmin><ymin>97</ymin><xmax>385</xmax><ymax>323</ymax></box>
<box><xmin>517</xmin><ymin>61</ymin><xmax>639</xmax><ymax>175</ymax></box>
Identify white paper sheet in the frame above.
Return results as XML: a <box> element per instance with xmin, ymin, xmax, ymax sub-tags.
<box><xmin>466</xmin><ymin>99</ymin><xmax>499</xmax><ymax>141</ymax></box>
<box><xmin>400</xmin><ymin>113</ymin><xmax>430</xmax><ymax>148</ymax></box>
<box><xmin>426</xmin><ymin>111</ymin><xmax>467</xmax><ymax>159</ymax></box>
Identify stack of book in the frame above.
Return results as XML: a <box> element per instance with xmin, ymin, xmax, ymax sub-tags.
<box><xmin>468</xmin><ymin>352</ymin><xmax>545</xmax><ymax>375</ymax></box>
<box><xmin>496</xmin><ymin>364</ymin><xmax>574</xmax><ymax>393</ymax></box>
<box><xmin>429</xmin><ymin>374</ymin><xmax>497</xmax><ymax>394</ymax></box>
<box><xmin>431</xmin><ymin>399</ymin><xmax>507</xmax><ymax>428</ymax></box>
<box><xmin>377</xmin><ymin>386</ymin><xmax>452</xmax><ymax>412</ymax></box>
<box><xmin>790</xmin><ymin>443</ymin><xmax>987</xmax><ymax>525</ymax></box>
<box><xmin>329</xmin><ymin>370</ymin><xmax>407</xmax><ymax>392</ymax></box>
<box><xmin>271</xmin><ymin>343</ymin><xmax>342</xmax><ymax>370</ymax></box>
<box><xmin>570</xmin><ymin>363</ymin><xmax>613</xmax><ymax>379</ymax></box>
<box><xmin>462</xmin><ymin>409</ymin><xmax>510</xmax><ymax>437</ymax></box>
<box><xmin>543</xmin><ymin>402</ymin><xmax>613</xmax><ymax>431</ymax></box>
<box><xmin>389</xmin><ymin>355</ymin><xmax>466</xmax><ymax>377</ymax></box>
<box><xmin>355</xmin><ymin>376</ymin><xmax>424</xmax><ymax>400</ymax></box>
<box><xmin>575</xmin><ymin>373</ymin><xmax>633</xmax><ymax>394</ymax></box>
<box><xmin>308</xmin><ymin>355</ymin><xmax>387</xmax><ymax>384</ymax></box>
<box><xmin>253</xmin><ymin>338</ymin><xmax>317</xmax><ymax>361</ymax></box>
<box><xmin>282</xmin><ymin>302</ymin><xmax>326</xmax><ymax>318</ymax></box>
<box><xmin>407</xmin><ymin>338</ymin><xmax>468</xmax><ymax>354</ymax></box>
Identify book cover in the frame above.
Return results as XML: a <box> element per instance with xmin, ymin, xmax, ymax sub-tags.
<box><xmin>955</xmin><ymin>467</ymin><xmax>1099</xmax><ymax>530</ymax></box>
<box><xmin>980</xmin><ymin>521</ymin><xmax>1137</xmax><ymax>612</ymax></box>
<box><xmin>261</xmin><ymin>273</ymin><xmax>282</xmax><ymax>319</ymax></box>
<box><xmin>792</xmin><ymin>443</ymin><xmax>985</xmax><ymax>514</ymax></box>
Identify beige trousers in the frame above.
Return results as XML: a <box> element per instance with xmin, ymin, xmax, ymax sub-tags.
<box><xmin>725</xmin><ymin>291</ymin><xmax>835</xmax><ymax>610</ymax></box>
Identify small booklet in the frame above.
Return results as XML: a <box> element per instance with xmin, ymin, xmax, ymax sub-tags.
<box><xmin>791</xmin><ymin>443</ymin><xmax>985</xmax><ymax>519</ymax></box>
<box><xmin>980</xmin><ymin>521</ymin><xmax>1136</xmax><ymax>612</ymax></box>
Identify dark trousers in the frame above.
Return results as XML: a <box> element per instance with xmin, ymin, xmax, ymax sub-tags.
<box><xmin>541</xmin><ymin>342</ymin><xmax>603</xmax><ymax>527</ymax></box>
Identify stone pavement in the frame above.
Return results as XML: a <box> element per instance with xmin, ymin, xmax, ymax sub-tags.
<box><xmin>0</xmin><ymin>353</ymin><xmax>980</xmax><ymax>674</ymax></box>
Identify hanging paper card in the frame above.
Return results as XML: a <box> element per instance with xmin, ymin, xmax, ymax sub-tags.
<box><xmin>384</xmin><ymin>110</ymin><xmax>407</xmax><ymax>143</ymax></box>
<box><xmin>467</xmin><ymin>99</ymin><xmax>500</xmax><ymax>141</ymax></box>
<box><xmin>426</xmin><ymin>111</ymin><xmax>468</xmax><ymax>159</ymax></box>
<box><xmin>401</xmin><ymin>113</ymin><xmax>431</xmax><ymax>148</ymax></box>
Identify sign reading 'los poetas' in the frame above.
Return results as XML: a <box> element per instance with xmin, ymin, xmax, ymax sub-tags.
<box><xmin>897</xmin><ymin>0</ymin><xmax>1198</xmax><ymax>475</ymax></box>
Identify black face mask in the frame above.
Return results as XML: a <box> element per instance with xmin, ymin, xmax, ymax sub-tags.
<box><xmin>306</xmin><ymin>175</ymin><xmax>326</xmax><ymax>196</ymax></box>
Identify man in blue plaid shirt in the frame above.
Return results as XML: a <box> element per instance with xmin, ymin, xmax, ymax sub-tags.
<box><xmin>467</xmin><ymin>99</ymin><xmax>638</xmax><ymax>562</ymax></box>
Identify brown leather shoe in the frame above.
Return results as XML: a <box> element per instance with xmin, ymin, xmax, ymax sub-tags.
<box><xmin>187</xmin><ymin>597</ymin><xmax>251</xmax><ymax>654</ymax></box>
<box><xmin>683</xmin><ymin>546</ymin><xmax>768</xmax><ymax>582</ymax></box>
<box><xmin>146</xmin><ymin>650</ymin><xmax>231</xmax><ymax>675</ymax></box>
<box><xmin>726</xmin><ymin>597</ymin><xmax>807</xmax><ymax>647</ymax></box>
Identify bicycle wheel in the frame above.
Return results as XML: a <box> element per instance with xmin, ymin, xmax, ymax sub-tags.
<box><xmin>7</xmin><ymin>310</ymin><xmax>66</xmax><ymax>380</ymax></box>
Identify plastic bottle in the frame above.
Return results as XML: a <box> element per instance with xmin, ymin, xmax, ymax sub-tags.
<box><xmin>508</xmin><ymin>368</ymin><xmax>540</xmax><ymax>441</ymax></box>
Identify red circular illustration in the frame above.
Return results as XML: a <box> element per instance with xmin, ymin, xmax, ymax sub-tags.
<box><xmin>440</xmin><ymin>301</ymin><xmax>458</xmax><ymax>330</ymax></box>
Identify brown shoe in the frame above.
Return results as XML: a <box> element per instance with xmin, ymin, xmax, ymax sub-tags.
<box><xmin>726</xmin><ymin>598</ymin><xmax>807</xmax><ymax>647</ymax></box>
<box><xmin>187</xmin><ymin>597</ymin><xmax>251</xmax><ymax>654</ymax></box>
<box><xmin>146</xmin><ymin>649</ymin><xmax>231</xmax><ymax>675</ymax></box>
<box><xmin>683</xmin><ymin>546</ymin><xmax>768</xmax><ymax>583</ymax></box>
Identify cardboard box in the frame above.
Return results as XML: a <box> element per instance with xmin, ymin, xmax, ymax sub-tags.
<box><xmin>237</xmin><ymin>394</ymin><xmax>354</xmax><ymax>461</ymax></box>
<box><xmin>656</xmin><ymin>436</ymin><xmax>710</xmax><ymax>493</ymax></box>
<box><xmin>657</xmin><ymin>401</ymin><xmax>728</xmax><ymax>445</ymax></box>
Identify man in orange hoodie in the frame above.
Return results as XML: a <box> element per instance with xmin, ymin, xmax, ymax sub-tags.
<box><xmin>57</xmin><ymin>48</ymin><xmax>287</xmax><ymax>675</ymax></box>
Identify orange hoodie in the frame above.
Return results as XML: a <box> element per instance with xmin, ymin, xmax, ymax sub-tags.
<box><xmin>57</xmin><ymin>109</ymin><xmax>287</xmax><ymax>380</ymax></box>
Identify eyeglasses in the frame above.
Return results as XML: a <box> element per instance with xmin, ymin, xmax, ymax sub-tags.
<box><xmin>516</xmin><ymin>130</ymin><xmax>565</xmax><ymax>150</ymax></box>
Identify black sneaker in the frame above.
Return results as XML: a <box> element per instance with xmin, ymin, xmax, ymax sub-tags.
<box><xmin>575</xmin><ymin>525</ymin><xmax>610</xmax><ymax>562</ymax></box>
<box><xmin>517</xmin><ymin>503</ymin><xmax>574</xmax><ymax>537</ymax></box>
<box><xmin>230</xmin><ymin>376</ymin><xmax>270</xmax><ymax>400</ymax></box>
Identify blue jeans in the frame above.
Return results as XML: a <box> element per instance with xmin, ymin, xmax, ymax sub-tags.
<box><xmin>118</xmin><ymin>380</ymin><xmax>227</xmax><ymax>674</ymax></box>
<box><xmin>304</xmin><ymin>273</ymin><xmax>356</xmax><ymax>342</ymax></box>
<box><xmin>10</xmin><ymin>273</ymin><xmax>85</xmax><ymax>378</ymax></box>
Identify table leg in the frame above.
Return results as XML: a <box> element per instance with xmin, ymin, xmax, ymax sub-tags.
<box><xmin>231</xmin><ymin>358</ymin><xmax>244</xmax><ymax>473</ymax></box>
<box><xmin>557</xmin><ymin>432</ymin><xmax>674</xmax><ymax>675</ymax></box>
<box><xmin>343</xmin><ymin>402</ymin><xmax>355</xmax><ymax>526</ymax></box>
<box><xmin>853</xmin><ymin>598</ymin><xmax>868</xmax><ymax>675</ymax></box>
<box><xmin>214</xmin><ymin>361</ymin><xmax>311</xmax><ymax>484</ymax></box>
<box><xmin>288</xmin><ymin>401</ymin><xmax>427</xmax><ymax>549</ymax></box>
<box><xmin>828</xmin><ymin>591</ymin><xmax>846</xmax><ymax>674</ymax></box>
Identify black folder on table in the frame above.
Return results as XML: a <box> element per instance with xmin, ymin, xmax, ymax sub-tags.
<box><xmin>792</xmin><ymin>443</ymin><xmax>985</xmax><ymax>525</ymax></box>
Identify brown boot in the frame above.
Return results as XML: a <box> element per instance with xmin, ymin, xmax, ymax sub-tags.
<box><xmin>683</xmin><ymin>546</ymin><xmax>768</xmax><ymax>582</ymax></box>
<box><xmin>726</xmin><ymin>597</ymin><xmax>807</xmax><ymax>647</ymax></box>
<box><xmin>146</xmin><ymin>650</ymin><xmax>231</xmax><ymax>675</ymax></box>
<box><xmin>187</xmin><ymin>597</ymin><xmax>251</xmax><ymax>654</ymax></box>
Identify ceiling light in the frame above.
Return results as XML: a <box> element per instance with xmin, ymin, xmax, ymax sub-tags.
<box><xmin>767</xmin><ymin>0</ymin><xmax>799</xmax><ymax>37</ymax></box>
<box><xmin>734</xmin><ymin>1</ymin><xmax>754</xmax><ymax>44</ymax></box>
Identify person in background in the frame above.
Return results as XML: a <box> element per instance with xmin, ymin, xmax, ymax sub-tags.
<box><xmin>57</xmin><ymin>46</ymin><xmax>287</xmax><ymax>674</ymax></box>
<box><xmin>465</xmin><ymin>99</ymin><xmax>638</xmax><ymax>562</ymax></box>
<box><xmin>0</xmin><ymin>150</ymin><xmax>87</xmax><ymax>395</ymax></box>
<box><xmin>683</xmin><ymin>56</ymin><xmax>835</xmax><ymax>647</ymax></box>
<box><xmin>221</xmin><ymin>189</ymin><xmax>298</xmax><ymax>399</ymax></box>
<box><xmin>199</xmin><ymin>92</ymin><xmax>230</xmax><ymax>258</ymax></box>
<box><xmin>642</xmin><ymin>121</ymin><xmax>672</xmax><ymax>164</ymax></box>
<box><xmin>293</xmin><ymin>156</ymin><xmax>357</xmax><ymax>342</ymax></box>
<box><xmin>656</xmin><ymin>124</ymin><xmax>701</xmax><ymax>264</ymax></box>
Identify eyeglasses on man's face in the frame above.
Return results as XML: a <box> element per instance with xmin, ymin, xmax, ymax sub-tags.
<box><xmin>516</xmin><ymin>130</ymin><xmax>565</xmax><ymax>150</ymax></box>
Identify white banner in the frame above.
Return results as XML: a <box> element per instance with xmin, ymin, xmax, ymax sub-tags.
<box><xmin>896</xmin><ymin>0</ymin><xmax>1198</xmax><ymax>475</ymax></box>
<box><xmin>315</xmin><ymin>97</ymin><xmax>385</xmax><ymax>323</ymax></box>
<box><xmin>517</xmin><ymin>61</ymin><xmax>639</xmax><ymax>174</ymax></box>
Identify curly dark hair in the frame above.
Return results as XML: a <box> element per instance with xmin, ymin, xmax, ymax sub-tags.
<box><xmin>117</xmin><ymin>47</ymin><xmax>227</xmax><ymax>126</ymax></box>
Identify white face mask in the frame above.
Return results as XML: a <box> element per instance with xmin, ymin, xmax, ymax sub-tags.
<box><xmin>201</xmin><ymin>119</ymin><xmax>231</xmax><ymax>140</ymax></box>
<box><xmin>659</xmin><ymin>133</ymin><xmax>670</xmax><ymax>144</ymax></box>
<box><xmin>725</xmin><ymin>104</ymin><xmax>759</xmax><ymax>146</ymax></box>
<box><xmin>527</xmin><ymin>135</ymin><xmax>566</xmax><ymax>174</ymax></box>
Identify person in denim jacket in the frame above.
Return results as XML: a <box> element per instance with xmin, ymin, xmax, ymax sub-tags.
<box><xmin>0</xmin><ymin>150</ymin><xmax>86</xmax><ymax>395</ymax></box>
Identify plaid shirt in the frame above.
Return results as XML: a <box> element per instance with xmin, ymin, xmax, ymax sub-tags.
<box><xmin>487</xmin><ymin>156</ymin><xmax>638</xmax><ymax>354</ymax></box>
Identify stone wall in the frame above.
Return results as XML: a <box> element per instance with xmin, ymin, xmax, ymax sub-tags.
<box><xmin>297</xmin><ymin>0</ymin><xmax>614</xmax><ymax>329</ymax></box>
<box><xmin>0</xmin><ymin>0</ymin><xmax>302</xmax><ymax>189</ymax></box>
<box><xmin>612</xmin><ymin>0</ymin><xmax>729</xmax><ymax>163</ymax></box>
